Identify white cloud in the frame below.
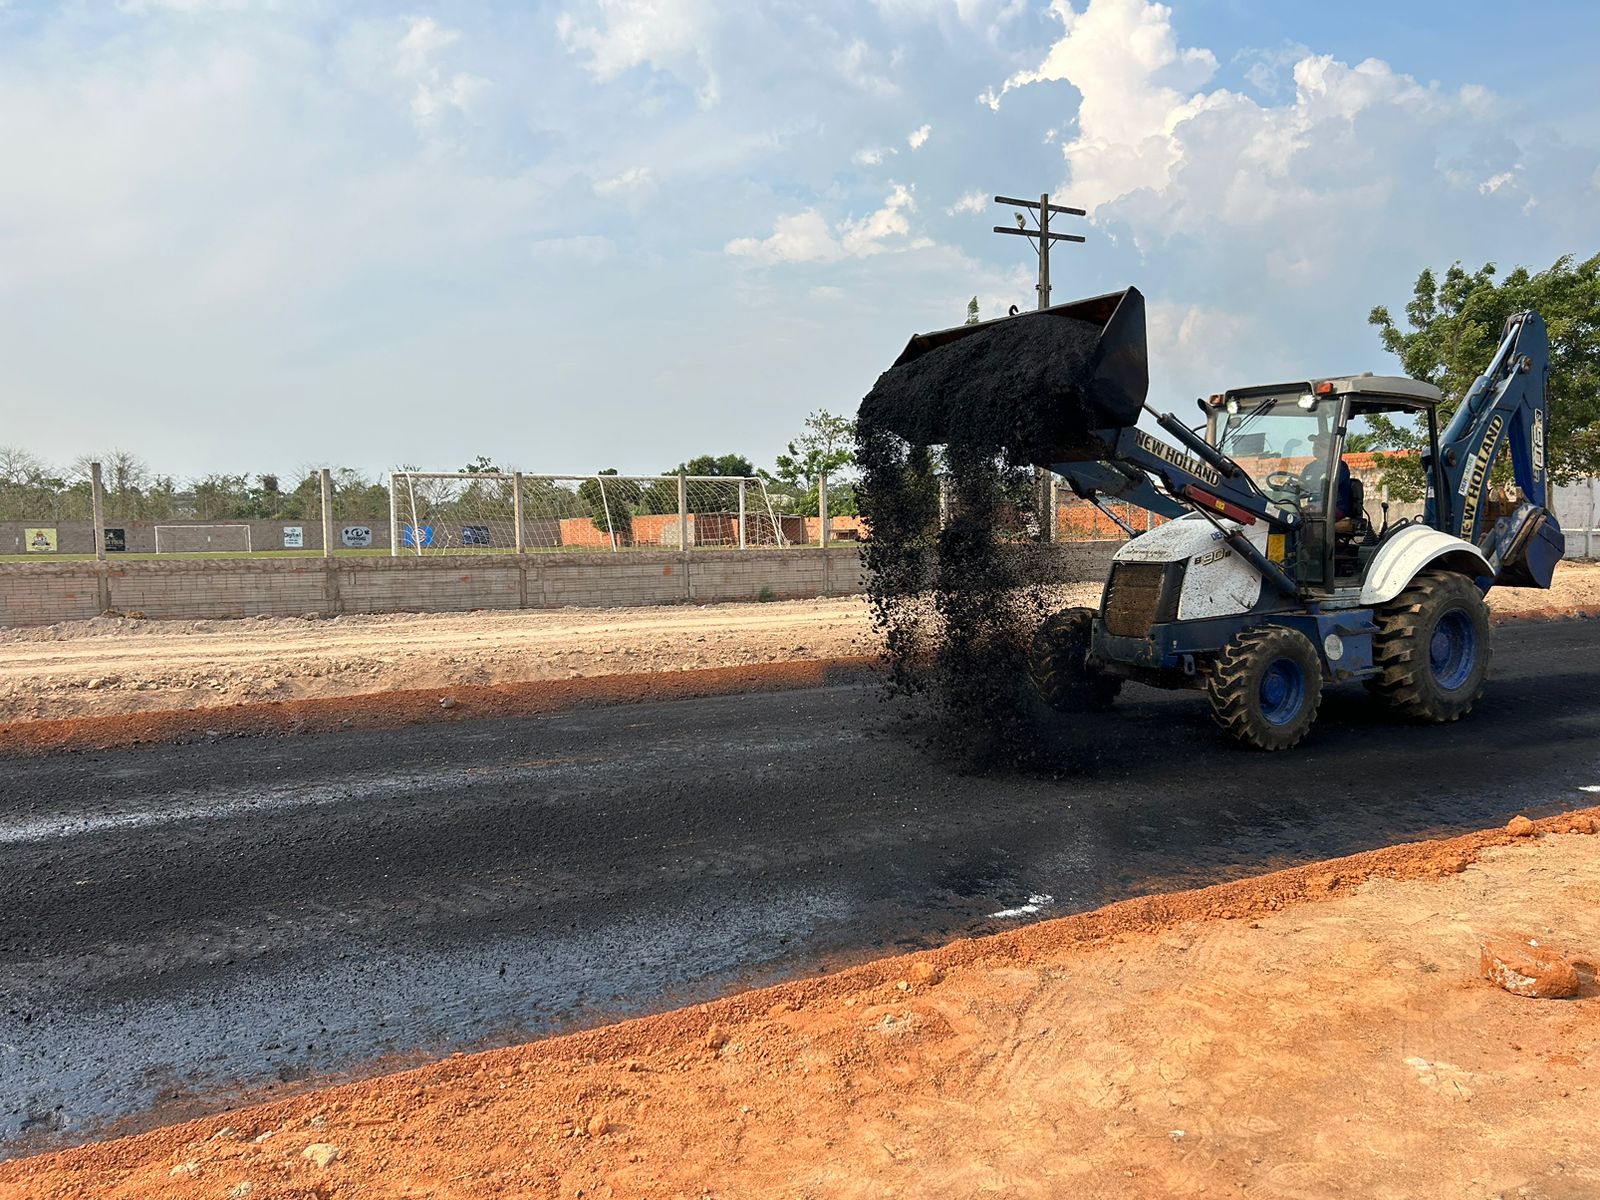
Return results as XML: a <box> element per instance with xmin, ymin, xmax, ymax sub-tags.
<box><xmin>593</xmin><ymin>166</ymin><xmax>658</xmax><ymax>198</ymax></box>
<box><xmin>528</xmin><ymin>234</ymin><xmax>616</xmax><ymax>263</ymax></box>
<box><xmin>391</xmin><ymin>16</ymin><xmax>487</xmax><ymax>127</ymax></box>
<box><xmin>871</xmin><ymin>0</ymin><xmax>1026</xmax><ymax>27</ymax></box>
<box><xmin>836</xmin><ymin>38</ymin><xmax>897</xmax><ymax>97</ymax></box>
<box><xmin>978</xmin><ymin>0</ymin><xmax>1597</xmax><ymax>400</ymax></box>
<box><xmin>725</xmin><ymin>184</ymin><xmax>919</xmax><ymax>265</ymax></box>
<box><xmin>907</xmin><ymin>123</ymin><xmax>932</xmax><ymax>149</ymax></box>
<box><xmin>841</xmin><ymin>182</ymin><xmax>917</xmax><ymax>255</ymax></box>
<box><xmin>853</xmin><ymin>146</ymin><xmax>896</xmax><ymax>166</ymax></box>
<box><xmin>947</xmin><ymin>189</ymin><xmax>987</xmax><ymax>215</ymax></box>
<box><xmin>983</xmin><ymin>0</ymin><xmax>1546</xmax><ymax>255</ymax></box>
<box><xmin>117</xmin><ymin>0</ymin><xmax>260</xmax><ymax>12</ymax></box>
<box><xmin>725</xmin><ymin>211</ymin><xmax>844</xmax><ymax>264</ymax></box>
<box><xmin>557</xmin><ymin>0</ymin><xmax>718</xmax><ymax>105</ymax></box>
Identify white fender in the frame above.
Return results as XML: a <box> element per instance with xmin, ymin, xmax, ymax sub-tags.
<box><xmin>1359</xmin><ymin>525</ymin><xmax>1493</xmax><ymax>606</ymax></box>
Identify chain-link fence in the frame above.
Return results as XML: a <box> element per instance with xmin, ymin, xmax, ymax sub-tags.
<box><xmin>8</xmin><ymin>457</ymin><xmax>1595</xmax><ymax>562</ymax></box>
<box><xmin>385</xmin><ymin>472</ymin><xmax>816</xmax><ymax>555</ymax></box>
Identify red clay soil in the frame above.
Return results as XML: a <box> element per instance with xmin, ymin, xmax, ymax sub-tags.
<box><xmin>6</xmin><ymin>808</ymin><xmax>1598</xmax><ymax>1200</ymax></box>
<box><xmin>0</xmin><ymin>657</ymin><xmax>876</xmax><ymax>757</ymax></box>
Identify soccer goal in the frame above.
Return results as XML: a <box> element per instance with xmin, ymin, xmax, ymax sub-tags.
<box><xmin>154</xmin><ymin>524</ymin><xmax>254</xmax><ymax>554</ymax></box>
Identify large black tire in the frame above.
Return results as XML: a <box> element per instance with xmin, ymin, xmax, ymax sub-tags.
<box><xmin>1366</xmin><ymin>569</ymin><xmax>1490</xmax><ymax>722</ymax></box>
<box><xmin>1029</xmin><ymin>607</ymin><xmax>1122</xmax><ymax>712</ymax></box>
<box><xmin>1205</xmin><ymin>625</ymin><xmax>1323</xmax><ymax>751</ymax></box>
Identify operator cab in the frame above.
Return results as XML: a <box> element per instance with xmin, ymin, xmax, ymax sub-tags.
<box><xmin>1205</xmin><ymin>374</ymin><xmax>1443</xmax><ymax>593</ymax></box>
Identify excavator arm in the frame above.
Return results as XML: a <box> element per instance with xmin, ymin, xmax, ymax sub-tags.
<box><xmin>1427</xmin><ymin>311</ymin><xmax>1565</xmax><ymax>588</ymax></box>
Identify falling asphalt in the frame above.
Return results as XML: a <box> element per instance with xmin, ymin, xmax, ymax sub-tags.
<box><xmin>2</xmin><ymin>618</ymin><xmax>1598</xmax><ymax>1155</ymax></box>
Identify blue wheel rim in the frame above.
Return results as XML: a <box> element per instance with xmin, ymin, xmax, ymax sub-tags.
<box><xmin>1430</xmin><ymin>609</ymin><xmax>1476</xmax><ymax>691</ymax></box>
<box><xmin>1259</xmin><ymin>658</ymin><xmax>1305</xmax><ymax>726</ymax></box>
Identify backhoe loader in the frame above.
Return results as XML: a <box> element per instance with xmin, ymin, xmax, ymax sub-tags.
<box><xmin>862</xmin><ymin>286</ymin><xmax>1564</xmax><ymax>749</ymax></box>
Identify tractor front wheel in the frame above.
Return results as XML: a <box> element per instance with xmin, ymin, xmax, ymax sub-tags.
<box><xmin>1205</xmin><ymin>625</ymin><xmax>1324</xmax><ymax>751</ymax></box>
<box><xmin>1366</xmin><ymin>569</ymin><xmax>1490</xmax><ymax>722</ymax></box>
<box><xmin>1029</xmin><ymin>607</ymin><xmax>1122</xmax><ymax>712</ymax></box>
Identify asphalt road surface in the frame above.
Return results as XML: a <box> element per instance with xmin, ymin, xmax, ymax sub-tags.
<box><xmin>4</xmin><ymin>619</ymin><xmax>1599</xmax><ymax>1155</ymax></box>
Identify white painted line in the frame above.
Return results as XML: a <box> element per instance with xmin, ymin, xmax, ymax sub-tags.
<box><xmin>990</xmin><ymin>893</ymin><xmax>1053</xmax><ymax>919</ymax></box>
<box><xmin>1579</xmin><ymin>785</ymin><xmax>1600</xmax><ymax>793</ymax></box>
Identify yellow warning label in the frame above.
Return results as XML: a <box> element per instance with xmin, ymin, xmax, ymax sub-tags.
<box><xmin>1267</xmin><ymin>533</ymin><xmax>1286</xmax><ymax>563</ymax></box>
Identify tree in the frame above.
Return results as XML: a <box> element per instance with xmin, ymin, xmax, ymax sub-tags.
<box><xmin>965</xmin><ymin>296</ymin><xmax>980</xmax><ymax>325</ymax></box>
<box><xmin>771</xmin><ymin>410</ymin><xmax>857</xmax><ymax>516</ymax></box>
<box><xmin>672</xmin><ymin>454</ymin><xmax>753</xmax><ymax>477</ymax></box>
<box><xmin>773</xmin><ymin>410</ymin><xmax>855</xmax><ymax>487</ymax></box>
<box><xmin>1367</xmin><ymin>254</ymin><xmax>1600</xmax><ymax>496</ymax></box>
<box><xmin>191</xmin><ymin>473</ymin><xmax>252</xmax><ymax>520</ymax></box>
<box><xmin>578</xmin><ymin>468</ymin><xmax>640</xmax><ymax>541</ymax></box>
<box><xmin>462</xmin><ymin>455</ymin><xmax>499</xmax><ymax>474</ymax></box>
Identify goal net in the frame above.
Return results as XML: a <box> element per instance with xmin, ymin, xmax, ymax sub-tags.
<box><xmin>154</xmin><ymin>524</ymin><xmax>254</xmax><ymax>554</ymax></box>
<box><xmin>388</xmin><ymin>473</ymin><xmax>792</xmax><ymax>554</ymax></box>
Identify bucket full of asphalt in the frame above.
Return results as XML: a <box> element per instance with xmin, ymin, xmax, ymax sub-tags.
<box><xmin>855</xmin><ymin>289</ymin><xmax>1149</xmax><ymax>770</ymax></box>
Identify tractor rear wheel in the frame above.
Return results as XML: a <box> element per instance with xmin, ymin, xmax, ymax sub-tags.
<box><xmin>1366</xmin><ymin>569</ymin><xmax>1490</xmax><ymax>722</ymax></box>
<box><xmin>1029</xmin><ymin>607</ymin><xmax>1121</xmax><ymax>712</ymax></box>
<box><xmin>1205</xmin><ymin>625</ymin><xmax>1323</xmax><ymax>751</ymax></box>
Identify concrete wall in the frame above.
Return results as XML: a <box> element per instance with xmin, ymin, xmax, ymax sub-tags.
<box><xmin>0</xmin><ymin>549</ymin><xmax>865</xmax><ymax>627</ymax></box>
<box><xmin>0</xmin><ymin>541</ymin><xmax>1125</xmax><ymax>628</ymax></box>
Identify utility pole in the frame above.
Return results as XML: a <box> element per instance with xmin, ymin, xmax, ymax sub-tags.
<box><xmin>992</xmin><ymin>193</ymin><xmax>1087</xmax><ymax>542</ymax></box>
<box><xmin>992</xmin><ymin>193</ymin><xmax>1086</xmax><ymax>310</ymax></box>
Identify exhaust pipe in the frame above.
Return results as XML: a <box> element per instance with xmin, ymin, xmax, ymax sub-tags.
<box><xmin>857</xmin><ymin>286</ymin><xmax>1149</xmax><ymax>466</ymax></box>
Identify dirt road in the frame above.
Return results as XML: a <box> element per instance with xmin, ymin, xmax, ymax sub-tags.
<box><xmin>7</xmin><ymin>812</ymin><xmax>1597</xmax><ymax>1199</ymax></box>
<box><xmin>2</xmin><ymin>562</ymin><xmax>1597</xmax><ymax>722</ymax></box>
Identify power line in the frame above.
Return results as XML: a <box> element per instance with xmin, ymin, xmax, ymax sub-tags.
<box><xmin>991</xmin><ymin>193</ymin><xmax>1086</xmax><ymax>311</ymax></box>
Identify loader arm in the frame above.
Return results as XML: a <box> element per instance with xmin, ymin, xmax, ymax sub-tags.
<box><xmin>1427</xmin><ymin>310</ymin><xmax>1565</xmax><ymax>588</ymax></box>
<box><xmin>1052</xmin><ymin>422</ymin><xmax>1304</xmax><ymax>598</ymax></box>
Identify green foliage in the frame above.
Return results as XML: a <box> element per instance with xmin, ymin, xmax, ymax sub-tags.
<box><xmin>773</xmin><ymin>410</ymin><xmax>855</xmax><ymax>488</ymax></box>
<box><xmin>1368</xmin><ymin>253</ymin><xmax>1600</xmax><ymax>492</ymax></box>
<box><xmin>794</xmin><ymin>479</ymin><xmax>859</xmax><ymax>517</ymax></box>
<box><xmin>578</xmin><ymin>468</ymin><xmax>640</xmax><ymax>540</ymax></box>
<box><xmin>671</xmin><ymin>453</ymin><xmax>753</xmax><ymax>477</ymax></box>
<box><xmin>462</xmin><ymin>455</ymin><xmax>499</xmax><ymax>474</ymax></box>
<box><xmin>965</xmin><ymin>296</ymin><xmax>980</xmax><ymax>325</ymax></box>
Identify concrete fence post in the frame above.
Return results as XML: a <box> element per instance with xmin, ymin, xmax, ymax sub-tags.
<box><xmin>388</xmin><ymin>474</ymin><xmax>400</xmax><ymax>558</ymax></box>
<box><xmin>90</xmin><ymin>461</ymin><xmax>111</xmax><ymax>613</ymax></box>
<box><xmin>1586</xmin><ymin>480</ymin><xmax>1596</xmax><ymax>559</ymax></box>
<box><xmin>319</xmin><ymin>468</ymin><xmax>334</xmax><ymax>559</ymax></box>
<box><xmin>90</xmin><ymin>462</ymin><xmax>106</xmax><ymax>562</ymax></box>
<box><xmin>738</xmin><ymin>478</ymin><xmax>747</xmax><ymax>550</ymax></box>
<box><xmin>817</xmin><ymin>472</ymin><xmax>829</xmax><ymax>547</ymax></box>
<box><xmin>677</xmin><ymin>472</ymin><xmax>689</xmax><ymax>553</ymax></box>
<box><xmin>513</xmin><ymin>472</ymin><xmax>525</xmax><ymax>555</ymax></box>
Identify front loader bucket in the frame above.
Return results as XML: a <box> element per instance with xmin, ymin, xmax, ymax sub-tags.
<box><xmin>857</xmin><ymin>286</ymin><xmax>1148</xmax><ymax>466</ymax></box>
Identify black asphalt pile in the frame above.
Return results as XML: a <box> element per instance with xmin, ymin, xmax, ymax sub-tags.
<box><xmin>857</xmin><ymin>314</ymin><xmax>1110</xmax><ymax>770</ymax></box>
<box><xmin>856</xmin><ymin>313</ymin><xmax>1106</xmax><ymax>463</ymax></box>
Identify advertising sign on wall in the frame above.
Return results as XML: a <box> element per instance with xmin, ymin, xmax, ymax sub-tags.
<box><xmin>104</xmin><ymin>528</ymin><xmax>127</xmax><ymax>553</ymax></box>
<box><xmin>282</xmin><ymin>526</ymin><xmax>305</xmax><ymax>549</ymax></box>
<box><xmin>461</xmin><ymin>525</ymin><xmax>492</xmax><ymax>546</ymax></box>
<box><xmin>26</xmin><ymin>528</ymin><xmax>57</xmax><ymax>553</ymax></box>
<box><xmin>402</xmin><ymin>524</ymin><xmax>434</xmax><ymax>549</ymax></box>
<box><xmin>342</xmin><ymin>525</ymin><xmax>373</xmax><ymax>548</ymax></box>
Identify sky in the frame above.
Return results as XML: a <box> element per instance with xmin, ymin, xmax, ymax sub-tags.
<box><xmin>1</xmin><ymin>0</ymin><xmax>1597</xmax><ymax>483</ymax></box>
